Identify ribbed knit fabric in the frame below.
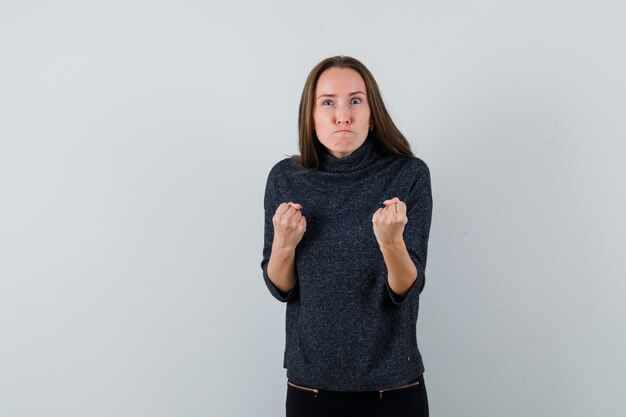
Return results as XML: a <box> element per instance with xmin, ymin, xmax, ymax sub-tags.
<box><xmin>261</xmin><ymin>135</ymin><xmax>433</xmax><ymax>391</ymax></box>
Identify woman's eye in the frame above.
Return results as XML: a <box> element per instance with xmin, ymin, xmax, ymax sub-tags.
<box><xmin>351</xmin><ymin>97</ymin><xmax>361</xmax><ymax>105</ymax></box>
<box><xmin>322</xmin><ymin>100</ymin><xmax>333</xmax><ymax>106</ymax></box>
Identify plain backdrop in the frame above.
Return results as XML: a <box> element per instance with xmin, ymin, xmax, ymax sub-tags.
<box><xmin>1</xmin><ymin>1</ymin><xmax>625</xmax><ymax>416</ymax></box>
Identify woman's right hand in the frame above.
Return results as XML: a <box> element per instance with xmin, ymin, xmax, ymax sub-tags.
<box><xmin>272</xmin><ymin>202</ymin><xmax>307</xmax><ymax>250</ymax></box>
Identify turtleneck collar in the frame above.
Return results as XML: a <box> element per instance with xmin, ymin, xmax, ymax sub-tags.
<box><xmin>318</xmin><ymin>135</ymin><xmax>379</xmax><ymax>173</ymax></box>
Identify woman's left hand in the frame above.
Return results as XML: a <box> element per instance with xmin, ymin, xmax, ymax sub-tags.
<box><xmin>372</xmin><ymin>197</ymin><xmax>408</xmax><ymax>248</ymax></box>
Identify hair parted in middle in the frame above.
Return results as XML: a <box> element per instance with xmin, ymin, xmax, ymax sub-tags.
<box><xmin>292</xmin><ymin>55</ymin><xmax>414</xmax><ymax>169</ymax></box>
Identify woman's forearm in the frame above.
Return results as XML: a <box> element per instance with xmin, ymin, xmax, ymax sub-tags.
<box><xmin>267</xmin><ymin>246</ymin><xmax>297</xmax><ymax>293</ymax></box>
<box><xmin>379</xmin><ymin>240</ymin><xmax>418</xmax><ymax>297</ymax></box>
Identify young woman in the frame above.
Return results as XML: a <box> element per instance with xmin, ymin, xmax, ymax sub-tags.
<box><xmin>261</xmin><ymin>55</ymin><xmax>432</xmax><ymax>417</ymax></box>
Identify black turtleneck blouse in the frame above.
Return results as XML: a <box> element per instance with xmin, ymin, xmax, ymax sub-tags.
<box><xmin>260</xmin><ymin>135</ymin><xmax>433</xmax><ymax>391</ymax></box>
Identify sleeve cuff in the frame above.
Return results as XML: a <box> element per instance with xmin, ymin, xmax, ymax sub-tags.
<box><xmin>386</xmin><ymin>267</ymin><xmax>425</xmax><ymax>305</ymax></box>
<box><xmin>262</xmin><ymin>261</ymin><xmax>297</xmax><ymax>303</ymax></box>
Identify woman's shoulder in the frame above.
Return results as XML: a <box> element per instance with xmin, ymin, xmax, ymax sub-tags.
<box><xmin>389</xmin><ymin>153</ymin><xmax>430</xmax><ymax>177</ymax></box>
<box><xmin>265</xmin><ymin>156</ymin><xmax>309</xmax><ymax>186</ymax></box>
<box><xmin>268</xmin><ymin>156</ymin><xmax>303</xmax><ymax>176</ymax></box>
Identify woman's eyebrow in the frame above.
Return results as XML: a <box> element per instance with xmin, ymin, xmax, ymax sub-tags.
<box><xmin>316</xmin><ymin>91</ymin><xmax>367</xmax><ymax>99</ymax></box>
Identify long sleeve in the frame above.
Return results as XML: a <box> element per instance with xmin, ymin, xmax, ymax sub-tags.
<box><xmin>385</xmin><ymin>159</ymin><xmax>433</xmax><ymax>305</ymax></box>
<box><xmin>260</xmin><ymin>162</ymin><xmax>299</xmax><ymax>303</ymax></box>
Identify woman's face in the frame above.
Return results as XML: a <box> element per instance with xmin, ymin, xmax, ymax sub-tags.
<box><xmin>313</xmin><ymin>67</ymin><xmax>372</xmax><ymax>159</ymax></box>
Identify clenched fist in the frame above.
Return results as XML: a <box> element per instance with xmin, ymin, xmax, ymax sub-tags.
<box><xmin>372</xmin><ymin>197</ymin><xmax>408</xmax><ymax>248</ymax></box>
<box><xmin>272</xmin><ymin>202</ymin><xmax>307</xmax><ymax>251</ymax></box>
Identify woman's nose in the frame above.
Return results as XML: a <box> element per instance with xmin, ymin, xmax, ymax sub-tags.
<box><xmin>335</xmin><ymin>105</ymin><xmax>351</xmax><ymax>124</ymax></box>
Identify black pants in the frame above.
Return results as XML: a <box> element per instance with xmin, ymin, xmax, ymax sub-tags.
<box><xmin>286</xmin><ymin>374</ymin><xmax>429</xmax><ymax>417</ymax></box>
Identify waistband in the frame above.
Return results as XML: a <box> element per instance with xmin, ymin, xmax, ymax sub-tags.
<box><xmin>287</xmin><ymin>376</ymin><xmax>422</xmax><ymax>399</ymax></box>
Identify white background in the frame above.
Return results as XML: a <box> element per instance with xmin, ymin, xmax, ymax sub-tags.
<box><xmin>1</xmin><ymin>1</ymin><xmax>625</xmax><ymax>416</ymax></box>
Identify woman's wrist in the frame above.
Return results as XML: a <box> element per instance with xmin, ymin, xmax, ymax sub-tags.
<box><xmin>272</xmin><ymin>240</ymin><xmax>298</xmax><ymax>253</ymax></box>
<box><xmin>378</xmin><ymin>238</ymin><xmax>407</xmax><ymax>254</ymax></box>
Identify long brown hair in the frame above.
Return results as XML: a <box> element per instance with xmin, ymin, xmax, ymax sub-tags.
<box><xmin>292</xmin><ymin>55</ymin><xmax>414</xmax><ymax>169</ymax></box>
